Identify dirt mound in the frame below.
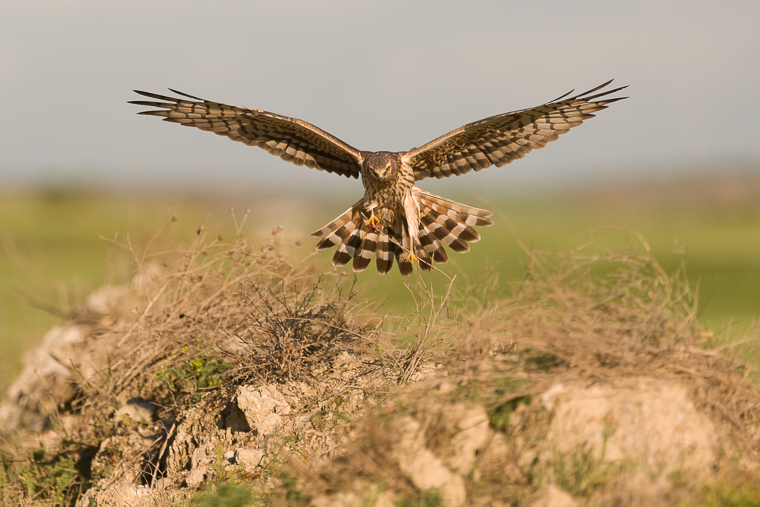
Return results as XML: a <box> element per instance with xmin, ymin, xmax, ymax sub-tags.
<box><xmin>1</xmin><ymin>222</ymin><xmax>759</xmax><ymax>506</ymax></box>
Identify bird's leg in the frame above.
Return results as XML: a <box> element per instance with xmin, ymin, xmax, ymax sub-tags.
<box><xmin>402</xmin><ymin>193</ymin><xmax>421</xmax><ymax>264</ymax></box>
<box><xmin>364</xmin><ymin>211</ymin><xmax>383</xmax><ymax>233</ymax></box>
<box><xmin>404</xmin><ymin>237</ymin><xmax>418</xmax><ymax>263</ymax></box>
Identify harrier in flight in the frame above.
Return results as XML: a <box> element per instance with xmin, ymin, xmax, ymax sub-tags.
<box><xmin>130</xmin><ymin>81</ymin><xmax>626</xmax><ymax>276</ymax></box>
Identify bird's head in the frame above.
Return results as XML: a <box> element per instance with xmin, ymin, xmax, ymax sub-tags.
<box><xmin>365</xmin><ymin>152</ymin><xmax>398</xmax><ymax>183</ymax></box>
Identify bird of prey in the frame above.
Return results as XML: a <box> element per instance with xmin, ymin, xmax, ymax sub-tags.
<box><xmin>130</xmin><ymin>81</ymin><xmax>626</xmax><ymax>276</ymax></box>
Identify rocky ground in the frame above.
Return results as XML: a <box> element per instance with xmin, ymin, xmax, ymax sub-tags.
<box><xmin>1</xmin><ymin>227</ymin><xmax>759</xmax><ymax>506</ymax></box>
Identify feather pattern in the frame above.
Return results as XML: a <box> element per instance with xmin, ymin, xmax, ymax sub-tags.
<box><xmin>129</xmin><ymin>90</ymin><xmax>365</xmax><ymax>178</ymax></box>
<box><xmin>403</xmin><ymin>81</ymin><xmax>627</xmax><ymax>181</ymax></box>
<box><xmin>132</xmin><ymin>81</ymin><xmax>626</xmax><ymax>277</ymax></box>
<box><xmin>310</xmin><ymin>188</ymin><xmax>493</xmax><ymax>276</ymax></box>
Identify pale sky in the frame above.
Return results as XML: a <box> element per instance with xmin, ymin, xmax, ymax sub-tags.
<box><xmin>1</xmin><ymin>0</ymin><xmax>758</xmax><ymax>195</ymax></box>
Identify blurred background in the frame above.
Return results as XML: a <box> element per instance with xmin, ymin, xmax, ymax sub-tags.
<box><xmin>1</xmin><ymin>0</ymin><xmax>759</xmax><ymax>393</ymax></box>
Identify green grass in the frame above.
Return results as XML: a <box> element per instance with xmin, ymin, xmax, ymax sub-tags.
<box><xmin>1</xmin><ymin>175</ymin><xmax>759</xmax><ymax>395</ymax></box>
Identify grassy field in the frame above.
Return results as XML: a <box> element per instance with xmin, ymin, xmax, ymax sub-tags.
<box><xmin>1</xmin><ymin>173</ymin><xmax>759</xmax><ymax>394</ymax></box>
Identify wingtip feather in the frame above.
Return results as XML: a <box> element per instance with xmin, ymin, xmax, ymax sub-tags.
<box><xmin>167</xmin><ymin>88</ymin><xmax>204</xmax><ymax>101</ymax></box>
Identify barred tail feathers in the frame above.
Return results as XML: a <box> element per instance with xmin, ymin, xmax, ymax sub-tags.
<box><xmin>414</xmin><ymin>188</ymin><xmax>494</xmax><ymax>226</ymax></box>
<box><xmin>375</xmin><ymin>231</ymin><xmax>395</xmax><ymax>275</ymax></box>
<box><xmin>311</xmin><ymin>198</ymin><xmax>363</xmax><ymax>249</ymax></box>
<box><xmin>414</xmin><ymin>188</ymin><xmax>493</xmax><ymax>258</ymax></box>
<box><xmin>311</xmin><ymin>190</ymin><xmax>492</xmax><ymax>276</ymax></box>
<box><xmin>311</xmin><ymin>200</ymin><xmax>388</xmax><ymax>275</ymax></box>
<box><xmin>332</xmin><ymin>225</ymin><xmax>363</xmax><ymax>267</ymax></box>
<box><xmin>352</xmin><ymin>230</ymin><xmax>377</xmax><ymax>272</ymax></box>
<box><xmin>394</xmin><ymin>227</ymin><xmax>415</xmax><ymax>277</ymax></box>
<box><xmin>418</xmin><ymin>219</ymin><xmax>448</xmax><ymax>264</ymax></box>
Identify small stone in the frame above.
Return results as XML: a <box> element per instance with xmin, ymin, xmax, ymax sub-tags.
<box><xmin>234</xmin><ymin>448</ymin><xmax>265</xmax><ymax>470</ymax></box>
<box><xmin>546</xmin><ymin>379</ymin><xmax>718</xmax><ymax>475</ymax></box>
<box><xmin>403</xmin><ymin>448</ymin><xmax>466</xmax><ymax>507</ymax></box>
<box><xmin>236</xmin><ymin>385</ymin><xmax>291</xmax><ymax>436</ymax></box>
<box><xmin>185</xmin><ymin>466</ymin><xmax>209</xmax><ymax>488</ymax></box>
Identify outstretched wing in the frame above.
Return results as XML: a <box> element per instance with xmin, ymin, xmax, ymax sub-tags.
<box><xmin>403</xmin><ymin>80</ymin><xmax>627</xmax><ymax>181</ymax></box>
<box><xmin>130</xmin><ymin>90</ymin><xmax>365</xmax><ymax>179</ymax></box>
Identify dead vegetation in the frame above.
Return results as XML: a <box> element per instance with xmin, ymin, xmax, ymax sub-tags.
<box><xmin>1</xmin><ymin>212</ymin><xmax>759</xmax><ymax>507</ymax></box>
<box><xmin>228</xmin><ymin>275</ymin><xmax>375</xmax><ymax>384</ymax></box>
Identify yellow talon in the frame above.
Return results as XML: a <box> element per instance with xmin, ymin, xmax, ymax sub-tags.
<box><xmin>365</xmin><ymin>213</ymin><xmax>382</xmax><ymax>233</ymax></box>
<box><xmin>406</xmin><ymin>252</ymin><xmax>418</xmax><ymax>263</ymax></box>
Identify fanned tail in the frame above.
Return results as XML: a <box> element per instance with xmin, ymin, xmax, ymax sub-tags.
<box><xmin>311</xmin><ymin>199</ymin><xmax>384</xmax><ymax>274</ymax></box>
<box><xmin>311</xmin><ymin>199</ymin><xmax>363</xmax><ymax>250</ymax></box>
<box><xmin>311</xmin><ymin>189</ymin><xmax>493</xmax><ymax>277</ymax></box>
<box><xmin>413</xmin><ymin>187</ymin><xmax>493</xmax><ymax>260</ymax></box>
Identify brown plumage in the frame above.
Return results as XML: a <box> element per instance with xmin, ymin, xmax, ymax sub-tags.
<box><xmin>130</xmin><ymin>81</ymin><xmax>627</xmax><ymax>277</ymax></box>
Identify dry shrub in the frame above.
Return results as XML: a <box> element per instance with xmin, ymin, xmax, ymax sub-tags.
<box><xmin>390</xmin><ymin>274</ymin><xmax>459</xmax><ymax>385</ymax></box>
<box><xmin>75</xmin><ymin>211</ymin><xmax>381</xmax><ymax>419</ymax></box>
<box><xmin>451</xmin><ymin>228</ymin><xmax>760</xmax><ymax>459</ymax></box>
<box><xmin>228</xmin><ymin>275</ymin><xmax>378</xmax><ymax>383</ymax></box>
<box><xmin>282</xmin><ymin>229</ymin><xmax>760</xmax><ymax>506</ymax></box>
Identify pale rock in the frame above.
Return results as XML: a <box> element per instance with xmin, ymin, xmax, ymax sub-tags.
<box><xmin>185</xmin><ymin>466</ymin><xmax>209</xmax><ymax>488</ymax></box>
<box><xmin>403</xmin><ymin>448</ymin><xmax>466</xmax><ymax>507</ymax></box>
<box><xmin>236</xmin><ymin>384</ymin><xmax>291</xmax><ymax>436</ymax></box>
<box><xmin>446</xmin><ymin>404</ymin><xmax>491</xmax><ymax>475</ymax></box>
<box><xmin>546</xmin><ymin>378</ymin><xmax>717</xmax><ymax>476</ymax></box>
<box><xmin>0</xmin><ymin>317</ymin><xmax>124</xmax><ymax>433</ymax></box>
<box><xmin>390</xmin><ymin>416</ymin><xmax>426</xmax><ymax>457</ymax></box>
<box><xmin>234</xmin><ymin>448</ymin><xmax>264</xmax><ymax>470</ymax></box>
<box><xmin>390</xmin><ymin>416</ymin><xmax>466</xmax><ymax>507</ymax></box>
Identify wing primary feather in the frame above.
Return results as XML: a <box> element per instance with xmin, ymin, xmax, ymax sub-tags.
<box><xmin>130</xmin><ymin>90</ymin><xmax>178</xmax><ymax>101</ymax></box>
<box><xmin>580</xmin><ymin>86</ymin><xmax>629</xmax><ymax>102</ymax></box>
<box><xmin>406</xmin><ymin>80</ymin><xmax>627</xmax><ymax>182</ymax></box>
<box><xmin>548</xmin><ymin>88</ymin><xmax>575</xmax><ymax>103</ymax></box>
<box><xmin>130</xmin><ymin>89</ymin><xmax>364</xmax><ymax>178</ymax></box>
<box><xmin>167</xmin><ymin>88</ymin><xmax>205</xmax><ymax>100</ymax></box>
<box><xmin>570</xmin><ymin>79</ymin><xmax>615</xmax><ymax>99</ymax></box>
